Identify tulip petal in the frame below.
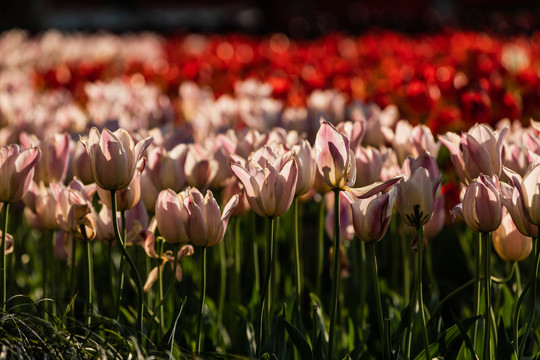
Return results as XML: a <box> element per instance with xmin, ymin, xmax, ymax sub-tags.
<box><xmin>345</xmin><ymin>176</ymin><xmax>402</xmax><ymax>199</ymax></box>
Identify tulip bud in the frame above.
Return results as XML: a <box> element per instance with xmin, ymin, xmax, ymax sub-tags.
<box><xmin>0</xmin><ymin>145</ymin><xmax>41</xmax><ymax>204</ymax></box>
<box><xmin>453</xmin><ymin>175</ymin><xmax>502</xmax><ymax>233</ymax></box>
<box><xmin>346</xmin><ymin>188</ymin><xmax>396</xmax><ymax>243</ymax></box>
<box><xmin>314</xmin><ymin>120</ymin><xmax>356</xmax><ymax>190</ymax></box>
<box><xmin>185</xmin><ymin>188</ymin><xmax>238</xmax><ymax>248</ymax></box>
<box><xmin>397</xmin><ymin>167</ymin><xmax>437</xmax><ymax>227</ymax></box>
<box><xmin>155</xmin><ymin>189</ymin><xmax>190</xmax><ymax>245</ymax></box>
<box><xmin>80</xmin><ymin>127</ymin><xmax>152</xmax><ymax>191</ymax></box>
<box><xmin>493</xmin><ymin>211</ymin><xmax>532</xmax><ymax>262</ymax></box>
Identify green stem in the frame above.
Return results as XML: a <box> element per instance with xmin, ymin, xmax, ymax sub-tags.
<box><xmin>328</xmin><ymin>189</ymin><xmax>341</xmax><ymax>360</ymax></box>
<box><xmin>234</xmin><ymin>216</ymin><xmax>241</xmax><ymax>305</ymax></box>
<box><xmin>80</xmin><ymin>225</ymin><xmax>94</xmax><ymax>327</ymax></box>
<box><xmin>218</xmin><ymin>240</ymin><xmax>227</xmax><ymax>329</ymax></box>
<box><xmin>368</xmin><ymin>242</ymin><xmax>386</xmax><ymax>359</ymax></box>
<box><xmin>115</xmin><ymin>213</ymin><xmax>126</xmax><ymax>321</ymax></box>
<box><xmin>111</xmin><ymin>190</ymin><xmax>143</xmax><ymax>344</ymax></box>
<box><xmin>157</xmin><ymin>237</ymin><xmax>165</xmax><ymax>335</ymax></box>
<box><xmin>415</xmin><ymin>206</ymin><xmax>430</xmax><ymax>360</ymax></box>
<box><xmin>400</xmin><ymin>218</ymin><xmax>410</xmax><ymax>304</ymax></box>
<box><xmin>293</xmin><ymin>197</ymin><xmax>302</xmax><ymax>311</ymax></box>
<box><xmin>69</xmin><ymin>233</ymin><xmax>77</xmax><ymax>301</ymax></box>
<box><xmin>257</xmin><ymin>216</ymin><xmax>275</xmax><ymax>356</ymax></box>
<box><xmin>251</xmin><ymin>212</ymin><xmax>260</xmax><ymax>294</ymax></box>
<box><xmin>107</xmin><ymin>239</ymin><xmax>116</xmax><ymax>317</ymax></box>
<box><xmin>0</xmin><ymin>202</ymin><xmax>9</xmax><ymax>307</ymax></box>
<box><xmin>518</xmin><ymin>236</ymin><xmax>539</xmax><ymax>358</ymax></box>
<box><xmin>359</xmin><ymin>241</ymin><xmax>367</xmax><ymax>340</ymax></box>
<box><xmin>196</xmin><ymin>246</ymin><xmax>207</xmax><ymax>355</ymax></box>
<box><xmin>473</xmin><ymin>232</ymin><xmax>482</xmax><ymax>351</ymax></box>
<box><xmin>317</xmin><ymin>199</ymin><xmax>325</xmax><ymax>295</ymax></box>
<box><xmin>482</xmin><ymin>232</ymin><xmax>491</xmax><ymax>360</ymax></box>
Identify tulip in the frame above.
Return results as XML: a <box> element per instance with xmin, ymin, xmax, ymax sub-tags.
<box><xmin>70</xmin><ymin>141</ymin><xmax>95</xmax><ymax>185</ymax></box>
<box><xmin>515</xmin><ymin>162</ymin><xmax>540</xmax><ymax>225</ymax></box>
<box><xmin>499</xmin><ymin>177</ymin><xmax>537</xmax><ymax>238</ymax></box>
<box><xmin>451</xmin><ymin>174</ymin><xmax>501</xmax><ymax>360</ymax></box>
<box><xmin>493</xmin><ymin>211</ymin><xmax>532</xmax><ymax>262</ymax></box>
<box><xmin>185</xmin><ymin>188</ymin><xmax>239</xmax><ymax>248</ymax></box>
<box><xmin>230</xmin><ymin>147</ymin><xmax>298</xmax><ymax>218</ymax></box>
<box><xmin>291</xmin><ymin>139</ymin><xmax>316</xmax><ymax>196</ymax></box>
<box><xmin>438</xmin><ymin>123</ymin><xmax>507</xmax><ymax>184</ymax></box>
<box><xmin>147</xmin><ymin>144</ymin><xmax>188</xmax><ymax>192</ymax></box>
<box><xmin>314</xmin><ymin>120</ymin><xmax>356</xmax><ymax>190</ymax></box>
<box><xmin>452</xmin><ymin>175</ymin><xmax>502</xmax><ymax>233</ymax></box>
<box><xmin>96</xmin><ymin>201</ymin><xmax>148</xmax><ymax>246</ymax></box>
<box><xmin>97</xmin><ymin>159</ymin><xmax>144</xmax><ymax>211</ymax></box>
<box><xmin>20</xmin><ymin>132</ymin><xmax>71</xmax><ymax>185</ymax></box>
<box><xmin>55</xmin><ymin>185</ymin><xmax>97</xmax><ymax>242</ymax></box>
<box><xmin>353</xmin><ymin>146</ymin><xmax>384</xmax><ymax>188</ymax></box>
<box><xmin>24</xmin><ymin>181</ymin><xmax>62</xmax><ymax>230</ymax></box>
<box><xmin>0</xmin><ymin>144</ymin><xmax>41</xmax><ymax>304</ymax></box>
<box><xmin>80</xmin><ymin>127</ymin><xmax>152</xmax><ymax>191</ymax></box>
<box><xmin>0</xmin><ymin>145</ymin><xmax>41</xmax><ymax>204</ymax></box>
<box><xmin>183</xmin><ymin>187</ymin><xmax>238</xmax><ymax>354</ymax></box>
<box><xmin>155</xmin><ymin>189</ymin><xmax>191</xmax><ymax>245</ymax></box>
<box><xmin>346</xmin><ymin>188</ymin><xmax>396</xmax><ymax>243</ymax></box>
<box><xmin>345</xmin><ymin>187</ymin><xmax>396</xmax><ymax>354</ymax></box>
<box><xmin>397</xmin><ymin>167</ymin><xmax>438</xmax><ymax>227</ymax></box>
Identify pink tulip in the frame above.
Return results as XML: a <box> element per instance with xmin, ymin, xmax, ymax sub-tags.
<box><xmin>231</xmin><ymin>148</ymin><xmax>298</xmax><ymax>218</ymax></box>
<box><xmin>438</xmin><ymin>124</ymin><xmax>507</xmax><ymax>184</ymax></box>
<box><xmin>292</xmin><ymin>140</ymin><xmax>316</xmax><ymax>196</ymax></box>
<box><xmin>397</xmin><ymin>167</ymin><xmax>437</xmax><ymax>227</ymax></box>
<box><xmin>503</xmin><ymin>162</ymin><xmax>540</xmax><ymax>228</ymax></box>
<box><xmin>140</xmin><ymin>169</ymin><xmax>159</xmax><ymax>212</ymax></box>
<box><xmin>55</xmin><ymin>184</ymin><xmax>97</xmax><ymax>241</ymax></box>
<box><xmin>493</xmin><ymin>211</ymin><xmax>532</xmax><ymax>262</ymax></box>
<box><xmin>0</xmin><ymin>145</ymin><xmax>41</xmax><ymax>203</ymax></box>
<box><xmin>345</xmin><ymin>188</ymin><xmax>396</xmax><ymax>243</ymax></box>
<box><xmin>353</xmin><ymin>146</ymin><xmax>384</xmax><ymax>188</ymax></box>
<box><xmin>155</xmin><ymin>189</ymin><xmax>190</xmax><ymax>245</ymax></box>
<box><xmin>96</xmin><ymin>200</ymin><xmax>148</xmax><ymax>245</ymax></box>
<box><xmin>499</xmin><ymin>175</ymin><xmax>538</xmax><ymax>238</ymax></box>
<box><xmin>452</xmin><ymin>175</ymin><xmax>502</xmax><ymax>233</ymax></box>
<box><xmin>185</xmin><ymin>188</ymin><xmax>239</xmax><ymax>248</ymax></box>
<box><xmin>23</xmin><ymin>181</ymin><xmax>62</xmax><ymax>230</ymax></box>
<box><xmin>20</xmin><ymin>132</ymin><xmax>71</xmax><ymax>185</ymax></box>
<box><xmin>96</xmin><ymin>159</ymin><xmax>144</xmax><ymax>211</ymax></box>
<box><xmin>80</xmin><ymin>127</ymin><xmax>152</xmax><ymax>191</ymax></box>
<box><xmin>315</xmin><ymin>120</ymin><xmax>356</xmax><ymax>190</ymax></box>
<box><xmin>184</xmin><ymin>142</ymin><xmax>231</xmax><ymax>191</ymax></box>
<box><xmin>147</xmin><ymin>144</ymin><xmax>188</xmax><ymax>192</ymax></box>
<box><xmin>70</xmin><ymin>142</ymin><xmax>95</xmax><ymax>185</ymax></box>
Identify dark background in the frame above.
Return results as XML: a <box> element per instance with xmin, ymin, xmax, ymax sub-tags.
<box><xmin>1</xmin><ymin>0</ymin><xmax>540</xmax><ymax>36</ymax></box>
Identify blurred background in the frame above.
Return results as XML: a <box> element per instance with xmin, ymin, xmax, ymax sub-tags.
<box><xmin>1</xmin><ymin>0</ymin><xmax>540</xmax><ymax>35</ymax></box>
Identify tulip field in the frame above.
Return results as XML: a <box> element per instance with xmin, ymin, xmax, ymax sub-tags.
<box><xmin>1</xmin><ymin>29</ymin><xmax>540</xmax><ymax>360</ymax></box>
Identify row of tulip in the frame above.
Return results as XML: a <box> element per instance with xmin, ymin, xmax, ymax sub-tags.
<box><xmin>2</xmin><ymin>29</ymin><xmax>540</xmax><ymax>137</ymax></box>
<box><xmin>0</xmin><ymin>96</ymin><xmax>539</xmax><ymax>359</ymax></box>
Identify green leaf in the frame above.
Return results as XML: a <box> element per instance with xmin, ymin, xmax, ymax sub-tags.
<box><xmin>313</xmin><ymin>332</ymin><xmax>328</xmax><ymax>360</ymax></box>
<box><xmin>261</xmin><ymin>335</ymin><xmax>276</xmax><ymax>356</ymax></box>
<box><xmin>413</xmin><ymin>314</ymin><xmax>479</xmax><ymax>360</ymax></box>
<box><xmin>284</xmin><ymin>320</ymin><xmax>313</xmax><ymax>360</ymax></box>
<box><xmin>496</xmin><ymin>318</ymin><xmax>517</xmax><ymax>360</ymax></box>
<box><xmin>158</xmin><ymin>296</ymin><xmax>186</xmax><ymax>354</ymax></box>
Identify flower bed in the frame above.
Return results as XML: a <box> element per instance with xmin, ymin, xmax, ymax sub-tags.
<box><xmin>0</xmin><ymin>29</ymin><xmax>539</xmax><ymax>359</ymax></box>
